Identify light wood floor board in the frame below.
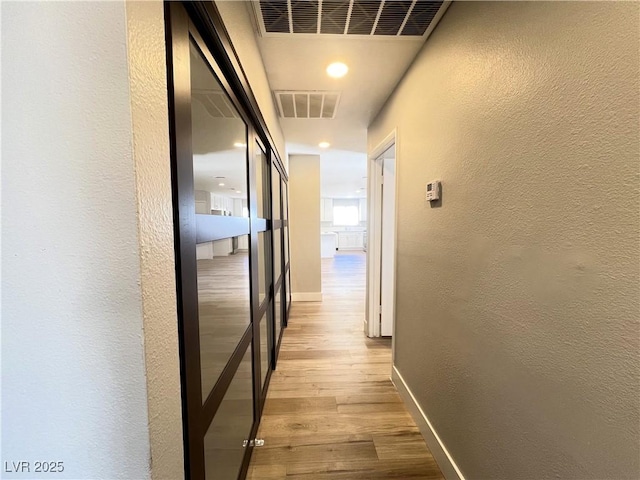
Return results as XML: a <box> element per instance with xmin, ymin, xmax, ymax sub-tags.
<box><xmin>197</xmin><ymin>248</ymin><xmax>251</xmax><ymax>400</ymax></box>
<box><xmin>247</xmin><ymin>252</ymin><xmax>443</xmax><ymax>479</ymax></box>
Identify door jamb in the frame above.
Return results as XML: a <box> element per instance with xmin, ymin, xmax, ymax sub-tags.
<box><xmin>366</xmin><ymin>130</ymin><xmax>398</xmax><ymax>341</ymax></box>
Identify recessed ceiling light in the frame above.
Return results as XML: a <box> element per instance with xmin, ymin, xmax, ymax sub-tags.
<box><xmin>319</xmin><ymin>141</ymin><xmax>330</xmax><ymax>148</ymax></box>
<box><xmin>234</xmin><ymin>142</ymin><xmax>246</xmax><ymax>148</ymax></box>
<box><xmin>236</xmin><ymin>190</ymin><xmax>242</xmax><ymax>194</ymax></box>
<box><xmin>218</xmin><ymin>183</ymin><xmax>225</xmax><ymax>186</ymax></box>
<box><xmin>326</xmin><ymin>62</ymin><xmax>348</xmax><ymax>78</ymax></box>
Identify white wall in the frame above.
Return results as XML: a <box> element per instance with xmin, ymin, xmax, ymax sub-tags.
<box><xmin>289</xmin><ymin>155</ymin><xmax>322</xmax><ymax>300</ymax></box>
<box><xmin>2</xmin><ymin>2</ymin><xmax>183</xmax><ymax>478</ymax></box>
<box><xmin>369</xmin><ymin>1</ymin><xmax>640</xmax><ymax>478</ymax></box>
<box><xmin>125</xmin><ymin>2</ymin><xmax>185</xmax><ymax>478</ymax></box>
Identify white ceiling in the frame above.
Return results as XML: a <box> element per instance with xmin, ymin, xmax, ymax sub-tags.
<box><xmin>256</xmin><ymin>34</ymin><xmax>425</xmax><ymax>150</ymax></box>
<box><xmin>193</xmin><ymin>149</ymin><xmax>250</xmax><ymax>198</ymax></box>
<box><xmin>289</xmin><ymin>143</ymin><xmax>367</xmax><ymax>198</ymax></box>
<box><xmin>249</xmin><ymin>2</ymin><xmax>436</xmax><ymax>197</ymax></box>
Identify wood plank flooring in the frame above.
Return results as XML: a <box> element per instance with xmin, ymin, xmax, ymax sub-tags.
<box><xmin>197</xmin><ymin>247</ymin><xmax>255</xmax><ymax>478</ymax></box>
<box><xmin>247</xmin><ymin>252</ymin><xmax>444</xmax><ymax>479</ymax></box>
<box><xmin>197</xmin><ymin>249</ymin><xmax>251</xmax><ymax>399</ymax></box>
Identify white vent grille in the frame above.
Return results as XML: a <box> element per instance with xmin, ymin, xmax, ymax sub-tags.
<box><xmin>274</xmin><ymin>91</ymin><xmax>341</xmax><ymax>119</ymax></box>
<box><xmin>192</xmin><ymin>90</ymin><xmax>239</xmax><ymax>118</ymax></box>
<box><xmin>255</xmin><ymin>0</ymin><xmax>446</xmax><ymax>37</ymax></box>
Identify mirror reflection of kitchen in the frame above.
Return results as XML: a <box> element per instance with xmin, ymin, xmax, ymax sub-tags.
<box><xmin>191</xmin><ymin>41</ymin><xmax>249</xmax><ymax>256</ymax></box>
<box><xmin>188</xmin><ymin>40</ymin><xmax>254</xmax><ymax>477</ymax></box>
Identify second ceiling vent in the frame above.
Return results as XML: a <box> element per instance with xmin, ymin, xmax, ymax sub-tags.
<box><xmin>275</xmin><ymin>91</ymin><xmax>341</xmax><ymax>119</ymax></box>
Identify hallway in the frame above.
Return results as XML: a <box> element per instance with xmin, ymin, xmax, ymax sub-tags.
<box><xmin>247</xmin><ymin>252</ymin><xmax>443</xmax><ymax>479</ymax></box>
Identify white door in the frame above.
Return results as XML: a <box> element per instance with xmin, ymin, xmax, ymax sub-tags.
<box><xmin>379</xmin><ymin>147</ymin><xmax>396</xmax><ymax>336</ymax></box>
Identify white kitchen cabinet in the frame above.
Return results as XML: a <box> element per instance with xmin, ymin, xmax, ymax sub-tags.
<box><xmin>196</xmin><ymin>238</ymin><xmax>232</xmax><ymax>259</ymax></box>
<box><xmin>321</xmin><ymin>232</ymin><xmax>337</xmax><ymax>258</ymax></box>
<box><xmin>337</xmin><ymin>231</ymin><xmax>364</xmax><ymax>250</ymax></box>
<box><xmin>195</xmin><ymin>190</ymin><xmax>211</xmax><ymax>214</ymax></box>
<box><xmin>320</xmin><ymin>198</ymin><xmax>333</xmax><ymax>222</ymax></box>
<box><xmin>211</xmin><ymin>194</ymin><xmax>235</xmax><ymax>215</ymax></box>
<box><xmin>211</xmin><ymin>194</ymin><xmax>223</xmax><ymax>211</ymax></box>
<box><xmin>237</xmin><ymin>235</ymin><xmax>249</xmax><ymax>250</ymax></box>
<box><xmin>355</xmin><ymin>232</ymin><xmax>364</xmax><ymax>248</ymax></box>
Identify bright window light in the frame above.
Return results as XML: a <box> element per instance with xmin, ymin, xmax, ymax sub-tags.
<box><xmin>333</xmin><ymin>205</ymin><xmax>359</xmax><ymax>226</ymax></box>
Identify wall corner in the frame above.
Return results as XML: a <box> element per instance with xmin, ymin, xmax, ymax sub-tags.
<box><xmin>125</xmin><ymin>1</ymin><xmax>185</xmax><ymax>478</ymax></box>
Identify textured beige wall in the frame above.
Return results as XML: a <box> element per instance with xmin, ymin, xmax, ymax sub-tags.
<box><xmin>289</xmin><ymin>155</ymin><xmax>322</xmax><ymax>297</ymax></box>
<box><xmin>369</xmin><ymin>2</ymin><xmax>640</xmax><ymax>478</ymax></box>
<box><xmin>215</xmin><ymin>0</ymin><xmax>287</xmax><ymax>170</ymax></box>
<box><xmin>2</xmin><ymin>2</ymin><xmax>152</xmax><ymax>477</ymax></box>
<box><xmin>125</xmin><ymin>2</ymin><xmax>184</xmax><ymax>478</ymax></box>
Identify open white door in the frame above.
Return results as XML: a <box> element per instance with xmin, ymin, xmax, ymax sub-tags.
<box><xmin>380</xmin><ymin>151</ymin><xmax>396</xmax><ymax>336</ymax></box>
<box><xmin>366</xmin><ymin>132</ymin><xmax>397</xmax><ymax>338</ymax></box>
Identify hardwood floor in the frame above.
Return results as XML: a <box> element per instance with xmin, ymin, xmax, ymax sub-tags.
<box><xmin>247</xmin><ymin>251</ymin><xmax>444</xmax><ymax>479</ymax></box>
<box><xmin>197</xmin><ymin>247</ymin><xmax>255</xmax><ymax>479</ymax></box>
<box><xmin>197</xmin><ymin>248</ymin><xmax>251</xmax><ymax>399</ymax></box>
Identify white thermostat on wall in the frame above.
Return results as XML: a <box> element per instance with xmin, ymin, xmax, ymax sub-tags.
<box><xmin>426</xmin><ymin>180</ymin><xmax>441</xmax><ymax>202</ymax></box>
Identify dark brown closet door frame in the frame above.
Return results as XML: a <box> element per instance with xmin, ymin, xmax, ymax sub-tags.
<box><xmin>166</xmin><ymin>6</ymin><xmax>206</xmax><ymax>476</ymax></box>
<box><xmin>165</xmin><ymin>3</ymin><xmax>287</xmax><ymax>479</ymax></box>
<box><xmin>253</xmin><ymin>136</ymin><xmax>275</xmax><ymax>407</ymax></box>
<box><xmin>271</xmin><ymin>158</ymin><xmax>287</xmax><ymax>360</ymax></box>
<box><xmin>272</xmin><ymin>161</ymin><xmax>291</xmax><ymax>325</ymax></box>
<box><xmin>283</xmin><ymin>181</ymin><xmax>292</xmax><ymax>317</ymax></box>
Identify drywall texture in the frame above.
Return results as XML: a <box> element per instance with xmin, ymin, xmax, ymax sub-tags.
<box><xmin>125</xmin><ymin>2</ymin><xmax>185</xmax><ymax>479</ymax></box>
<box><xmin>2</xmin><ymin>2</ymin><xmax>151</xmax><ymax>478</ymax></box>
<box><xmin>214</xmin><ymin>0</ymin><xmax>287</xmax><ymax>170</ymax></box>
<box><xmin>289</xmin><ymin>155</ymin><xmax>322</xmax><ymax>297</ymax></box>
<box><xmin>369</xmin><ymin>2</ymin><xmax>640</xmax><ymax>479</ymax></box>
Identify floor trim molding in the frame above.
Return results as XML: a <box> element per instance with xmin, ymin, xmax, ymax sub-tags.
<box><xmin>392</xmin><ymin>366</ymin><xmax>465</xmax><ymax>480</ymax></box>
<box><xmin>291</xmin><ymin>292</ymin><xmax>322</xmax><ymax>302</ymax></box>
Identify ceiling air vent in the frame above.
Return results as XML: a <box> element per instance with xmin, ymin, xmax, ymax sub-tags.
<box><xmin>275</xmin><ymin>91</ymin><xmax>341</xmax><ymax>119</ymax></box>
<box><xmin>256</xmin><ymin>0</ymin><xmax>446</xmax><ymax>37</ymax></box>
<box><xmin>192</xmin><ymin>90</ymin><xmax>239</xmax><ymax>118</ymax></box>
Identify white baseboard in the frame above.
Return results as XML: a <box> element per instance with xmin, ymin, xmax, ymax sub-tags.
<box><xmin>291</xmin><ymin>292</ymin><xmax>322</xmax><ymax>302</ymax></box>
<box><xmin>392</xmin><ymin>366</ymin><xmax>465</xmax><ymax>480</ymax></box>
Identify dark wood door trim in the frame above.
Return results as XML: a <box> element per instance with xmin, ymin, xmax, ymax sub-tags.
<box><xmin>165</xmin><ymin>3</ymin><xmax>205</xmax><ymax>477</ymax></box>
<box><xmin>166</xmin><ymin>3</ymin><xmax>291</xmax><ymax>479</ymax></box>
<box><xmin>201</xmin><ymin>326</ymin><xmax>253</xmax><ymax>427</ymax></box>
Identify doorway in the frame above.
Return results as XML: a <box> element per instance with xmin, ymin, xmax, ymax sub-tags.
<box><xmin>366</xmin><ymin>133</ymin><xmax>397</xmax><ymax>338</ymax></box>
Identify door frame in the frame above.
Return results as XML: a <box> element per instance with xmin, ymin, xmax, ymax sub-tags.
<box><xmin>165</xmin><ymin>3</ymin><xmax>291</xmax><ymax>478</ymax></box>
<box><xmin>366</xmin><ymin>130</ymin><xmax>399</xmax><ymax>340</ymax></box>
